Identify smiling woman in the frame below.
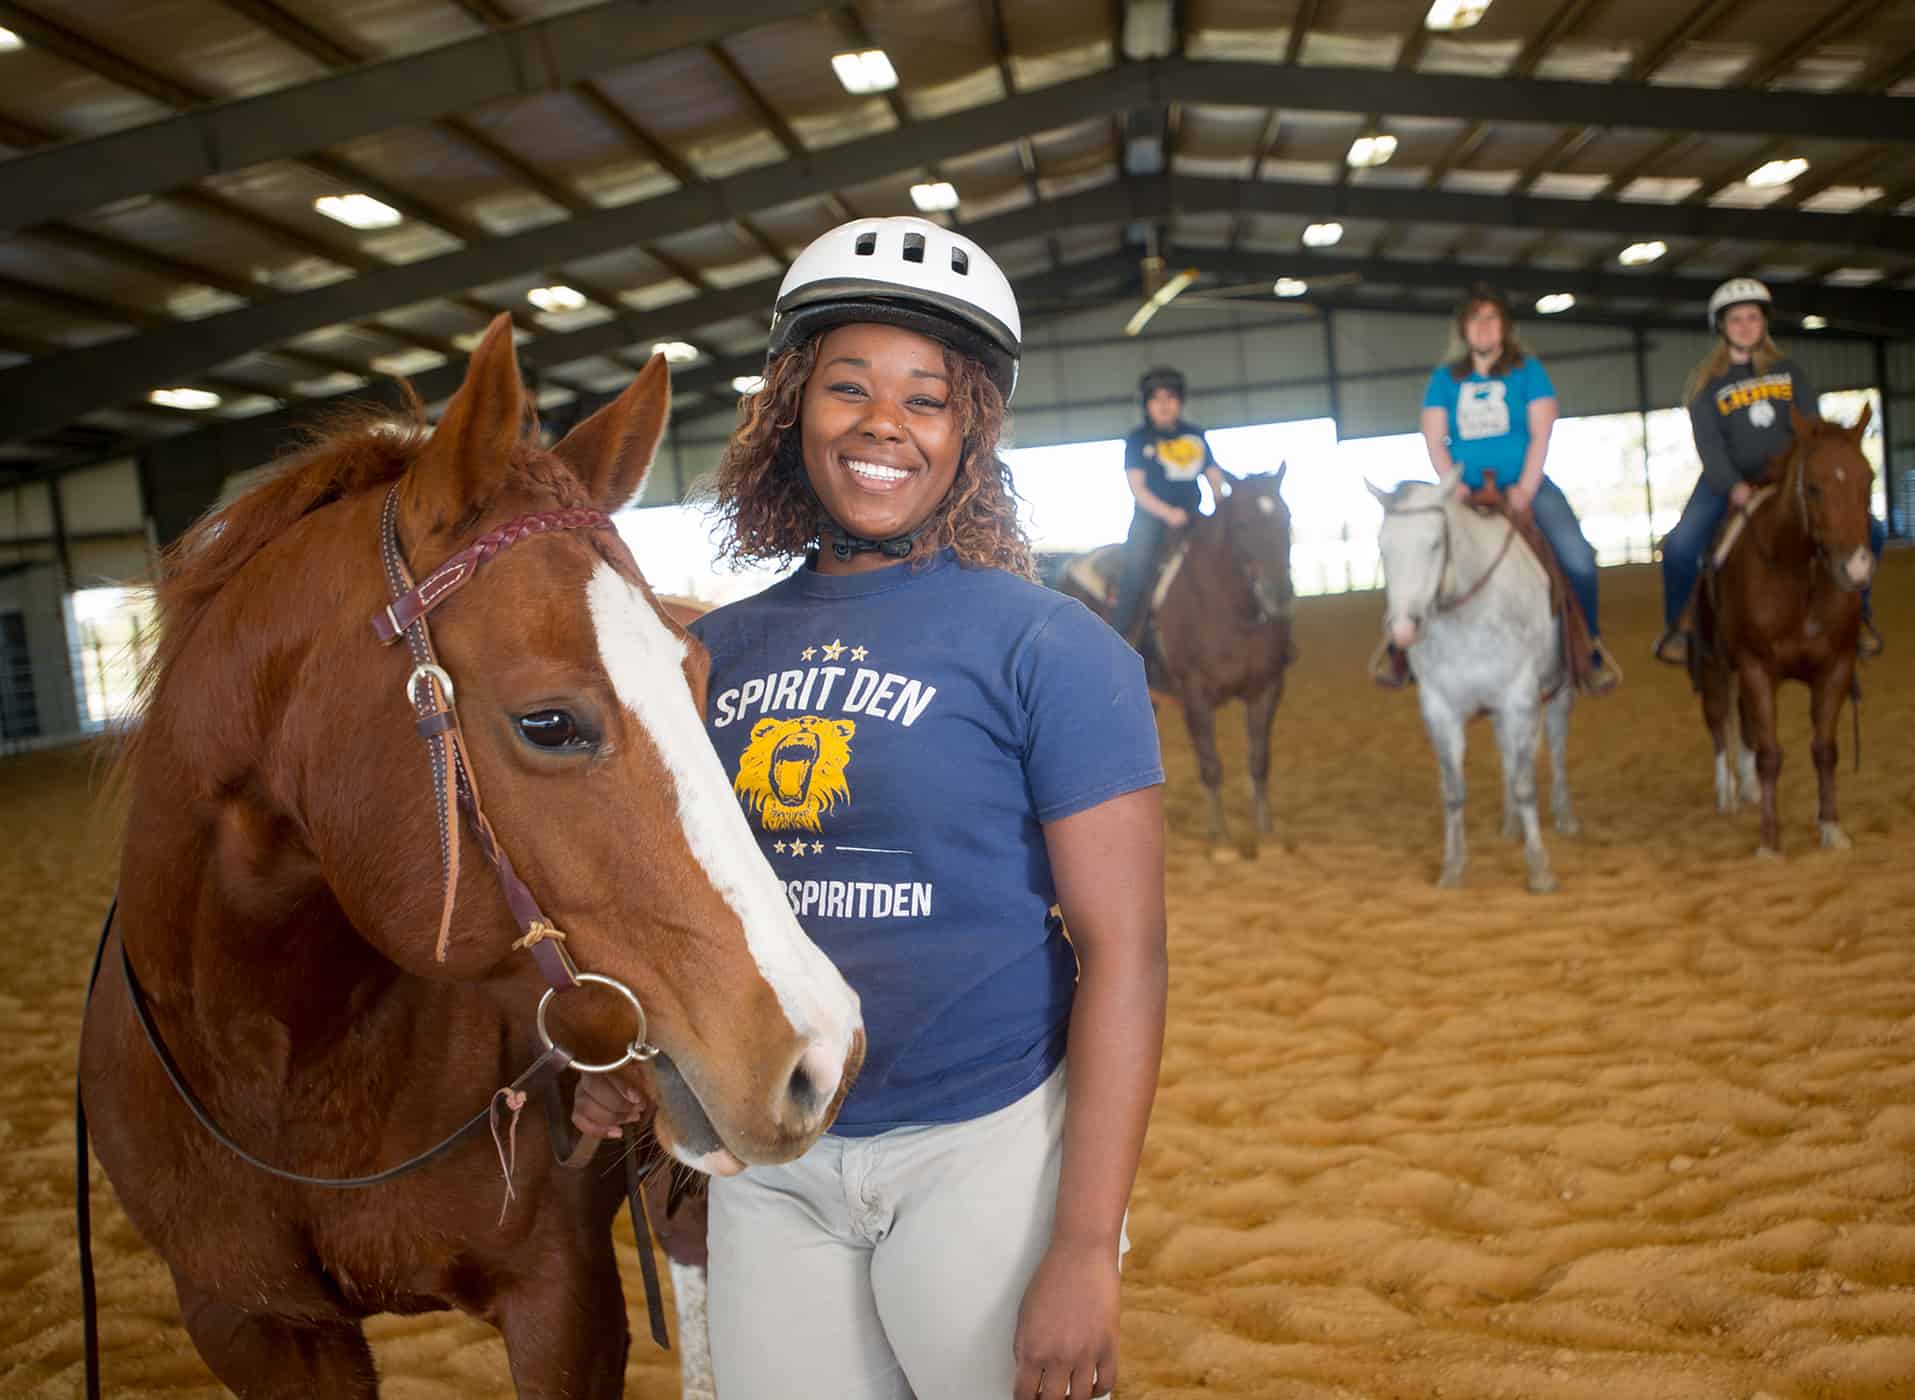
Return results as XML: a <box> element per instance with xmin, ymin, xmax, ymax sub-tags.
<box><xmin>573</xmin><ymin>215</ymin><xmax>1170</xmax><ymax>1400</ymax></box>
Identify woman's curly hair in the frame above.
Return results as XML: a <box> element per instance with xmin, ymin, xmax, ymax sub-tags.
<box><xmin>704</xmin><ymin>334</ymin><xmax>1035</xmax><ymax>579</ymax></box>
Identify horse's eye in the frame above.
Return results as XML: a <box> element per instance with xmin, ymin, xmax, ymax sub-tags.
<box><xmin>518</xmin><ymin>710</ymin><xmax>588</xmax><ymax>750</ymax></box>
<box><xmin>1804</xmin><ymin>483</ymin><xmax>1822</xmax><ymax>497</ymax></box>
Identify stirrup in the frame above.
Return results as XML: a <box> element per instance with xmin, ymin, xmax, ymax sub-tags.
<box><xmin>1370</xmin><ymin>640</ymin><xmax>1412</xmax><ymax>690</ymax></box>
<box><xmin>1652</xmin><ymin>629</ymin><xmax>1689</xmax><ymax>667</ymax></box>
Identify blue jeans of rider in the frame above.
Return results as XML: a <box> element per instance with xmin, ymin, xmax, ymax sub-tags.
<box><xmin>1530</xmin><ymin>478</ymin><xmax>1602</xmax><ymax>645</ymax></box>
<box><xmin>1660</xmin><ymin>478</ymin><xmax>1887</xmax><ymax>632</ymax></box>
<box><xmin>1111</xmin><ymin>508</ymin><xmax>1169</xmax><ymax>640</ymax></box>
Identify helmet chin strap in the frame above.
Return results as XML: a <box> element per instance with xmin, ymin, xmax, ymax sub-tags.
<box><xmin>801</xmin><ymin>473</ymin><xmax>947</xmax><ymax>563</ymax></box>
<box><xmin>818</xmin><ymin>515</ymin><xmax>934</xmax><ymax>561</ymax></box>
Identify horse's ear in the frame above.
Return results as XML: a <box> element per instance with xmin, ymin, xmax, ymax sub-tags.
<box><xmin>551</xmin><ymin>352</ymin><xmax>671</xmax><ymax>513</ymax></box>
<box><xmin>1436</xmin><ymin>466</ymin><xmax>1463</xmax><ymax>496</ymax></box>
<box><xmin>1789</xmin><ymin>402</ymin><xmax>1816</xmax><ymax>439</ymax></box>
<box><xmin>1849</xmin><ymin>400</ymin><xmax>1873</xmax><ymax>440</ymax></box>
<box><xmin>407</xmin><ymin>314</ymin><xmax>527</xmax><ymax>527</ymax></box>
<box><xmin>1364</xmin><ymin>477</ymin><xmax>1392</xmax><ymax>505</ymax></box>
<box><xmin>1273</xmin><ymin>462</ymin><xmax>1288</xmax><ymax>491</ymax></box>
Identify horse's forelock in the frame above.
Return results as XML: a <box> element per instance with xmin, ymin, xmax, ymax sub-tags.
<box><xmin>1385</xmin><ymin>480</ymin><xmax>1440</xmax><ymax>513</ymax></box>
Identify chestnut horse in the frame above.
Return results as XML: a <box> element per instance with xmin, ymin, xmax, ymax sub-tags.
<box><xmin>1693</xmin><ymin>404</ymin><xmax>1877</xmax><ymax>856</ymax></box>
<box><xmin>78</xmin><ymin>316</ymin><xmax>863</xmax><ymax>1398</ymax></box>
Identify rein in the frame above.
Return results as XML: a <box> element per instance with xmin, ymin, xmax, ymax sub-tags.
<box><xmin>78</xmin><ymin>487</ymin><xmax>680</xmax><ymax>1397</ymax></box>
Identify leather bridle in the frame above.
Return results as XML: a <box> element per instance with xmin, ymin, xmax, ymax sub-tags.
<box><xmin>1382</xmin><ymin>498</ymin><xmax>1519</xmax><ymax>619</ymax></box>
<box><xmin>370</xmin><ymin>483</ymin><xmax>659</xmax><ymax>1070</ymax></box>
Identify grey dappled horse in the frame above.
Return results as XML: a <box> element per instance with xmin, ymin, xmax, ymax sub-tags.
<box><xmin>1371</xmin><ymin>472</ymin><xmax>1578</xmax><ymax>893</ymax></box>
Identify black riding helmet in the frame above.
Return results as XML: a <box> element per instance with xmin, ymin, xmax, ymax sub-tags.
<box><xmin>1139</xmin><ymin>366</ymin><xmax>1187</xmax><ymax>413</ymax></box>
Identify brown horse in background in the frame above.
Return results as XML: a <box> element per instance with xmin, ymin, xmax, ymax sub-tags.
<box><xmin>1083</xmin><ymin>469</ymin><xmax>1294</xmax><ymax>859</ymax></box>
<box><xmin>1052</xmin><ymin>471</ymin><xmax>1296</xmax><ymax>857</ymax></box>
<box><xmin>1694</xmin><ymin>404</ymin><xmax>1877</xmax><ymax>856</ymax></box>
<box><xmin>1154</xmin><ymin>469</ymin><xmax>1298</xmax><ymax>858</ymax></box>
<box><xmin>78</xmin><ymin>316</ymin><xmax>863</xmax><ymax>1397</ymax></box>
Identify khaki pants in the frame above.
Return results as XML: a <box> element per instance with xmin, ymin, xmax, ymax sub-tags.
<box><xmin>707</xmin><ymin>1066</ymin><xmax>1119</xmax><ymax>1399</ymax></box>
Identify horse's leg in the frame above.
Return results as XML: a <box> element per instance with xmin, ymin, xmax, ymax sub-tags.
<box><xmin>667</xmin><ymin>1257</ymin><xmax>715</xmax><ymax>1400</ymax></box>
<box><xmin>1809</xmin><ymin>657</ymin><xmax>1855</xmax><ymax>851</ymax></box>
<box><xmin>1703</xmin><ymin>664</ymin><xmax>1737</xmax><ymax>811</ymax></box>
<box><xmin>173</xmin><ymin>1272</ymin><xmax>377</xmax><ymax>1399</ymax></box>
<box><xmin>647</xmin><ymin>1172</ymin><xmax>714</xmax><ymax>1400</ymax></box>
<box><xmin>1244</xmin><ymin>677</ymin><xmax>1285</xmax><ymax>850</ymax></box>
<box><xmin>1738</xmin><ymin>660</ymin><xmax>1784</xmax><ymax>856</ymax></box>
<box><xmin>1495</xmin><ymin>698</ymin><xmax>1558</xmax><ymax>894</ymax></box>
<box><xmin>1494</xmin><ymin>710</ymin><xmax>1522</xmax><ymax>841</ymax></box>
<box><xmin>1181</xmin><ymin>683</ymin><xmax>1232</xmax><ymax>857</ymax></box>
<box><xmin>496</xmin><ymin>1229</ymin><xmax>630</xmax><ymax>1400</ymax></box>
<box><xmin>1545</xmin><ymin>685</ymin><xmax>1579</xmax><ymax>836</ymax></box>
<box><xmin>1419</xmin><ymin>692</ymin><xmax>1468</xmax><ymax>889</ymax></box>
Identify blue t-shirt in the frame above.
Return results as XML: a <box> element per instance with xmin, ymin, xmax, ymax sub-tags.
<box><xmin>1422</xmin><ymin>357</ymin><xmax>1557</xmax><ymax>490</ymax></box>
<box><xmin>688</xmin><ymin>550</ymin><xmax>1164</xmax><ymax>1135</ymax></box>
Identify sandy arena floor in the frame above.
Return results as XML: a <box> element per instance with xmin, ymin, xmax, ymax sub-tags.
<box><xmin>3</xmin><ymin>559</ymin><xmax>1912</xmax><ymax>1399</ymax></box>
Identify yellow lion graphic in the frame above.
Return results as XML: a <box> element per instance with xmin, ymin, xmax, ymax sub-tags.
<box><xmin>734</xmin><ymin>715</ymin><xmax>856</xmax><ymax>833</ymax></box>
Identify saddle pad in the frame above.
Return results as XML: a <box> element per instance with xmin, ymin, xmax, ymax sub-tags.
<box><xmin>1067</xmin><ymin>549</ymin><xmax>1118</xmax><ymax>604</ymax></box>
<box><xmin>1150</xmin><ymin>543</ymin><xmax>1189</xmax><ymax>613</ymax></box>
<box><xmin>1710</xmin><ymin>485</ymin><xmax>1778</xmax><ymax>568</ymax></box>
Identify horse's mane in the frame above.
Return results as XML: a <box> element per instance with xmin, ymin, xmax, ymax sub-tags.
<box><xmin>113</xmin><ymin>408</ymin><xmax>429</xmax><ymax>782</ymax></box>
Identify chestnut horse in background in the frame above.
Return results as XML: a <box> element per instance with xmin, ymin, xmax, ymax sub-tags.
<box><xmin>78</xmin><ymin>316</ymin><xmax>863</xmax><ymax>1398</ymax></box>
<box><xmin>1693</xmin><ymin>404</ymin><xmax>1877</xmax><ymax>856</ymax></box>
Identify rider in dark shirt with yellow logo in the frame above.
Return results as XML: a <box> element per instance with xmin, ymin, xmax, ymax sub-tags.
<box><xmin>1110</xmin><ymin>366</ymin><xmax>1228</xmax><ymax>645</ymax></box>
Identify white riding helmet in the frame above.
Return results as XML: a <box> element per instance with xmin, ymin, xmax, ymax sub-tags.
<box><xmin>768</xmin><ymin>216</ymin><xmax>1022</xmax><ymax>401</ymax></box>
<box><xmin>1708</xmin><ymin>277</ymin><xmax>1772</xmax><ymax>329</ymax></box>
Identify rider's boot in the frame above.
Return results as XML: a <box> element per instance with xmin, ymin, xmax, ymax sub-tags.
<box><xmin>1370</xmin><ymin>639</ymin><xmax>1412</xmax><ymax>690</ymax></box>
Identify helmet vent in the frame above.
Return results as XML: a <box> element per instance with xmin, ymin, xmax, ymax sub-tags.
<box><xmin>950</xmin><ymin>246</ymin><xmax>970</xmax><ymax>275</ymax></box>
<box><xmin>902</xmin><ymin>231</ymin><xmax>926</xmax><ymax>264</ymax></box>
<box><xmin>854</xmin><ymin>230</ymin><xmax>877</xmax><ymax>256</ymax></box>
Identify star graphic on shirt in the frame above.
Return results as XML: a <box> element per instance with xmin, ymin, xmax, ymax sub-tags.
<box><xmin>811</xmin><ymin>841</ymin><xmax>824</xmax><ymax>854</ymax></box>
<box><xmin>850</xmin><ymin>646</ymin><xmax>869</xmax><ymax>662</ymax></box>
<box><xmin>790</xmin><ymin>842</ymin><xmax>806</xmax><ymax>859</ymax></box>
<box><xmin>772</xmin><ymin>840</ymin><xmax>787</xmax><ymax>854</ymax></box>
<box><xmin>800</xmin><ymin>646</ymin><xmax>816</xmax><ymax>661</ymax></box>
<box><xmin>821</xmin><ymin>638</ymin><xmax>846</xmax><ymax>661</ymax></box>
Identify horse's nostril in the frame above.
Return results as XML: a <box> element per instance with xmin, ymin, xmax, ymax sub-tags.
<box><xmin>788</xmin><ymin>1061</ymin><xmax>816</xmax><ymax>1109</ymax></box>
<box><xmin>786</xmin><ymin>1039</ymin><xmax>844</xmax><ymax>1119</ymax></box>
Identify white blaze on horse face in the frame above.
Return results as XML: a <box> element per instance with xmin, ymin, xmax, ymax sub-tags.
<box><xmin>585</xmin><ymin>564</ymin><xmax>861</xmax><ymax>1063</ymax></box>
<box><xmin>1844</xmin><ymin>547</ymin><xmax>1874</xmax><ymax>588</ymax></box>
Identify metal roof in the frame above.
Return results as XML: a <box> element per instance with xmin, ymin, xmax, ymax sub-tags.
<box><xmin>0</xmin><ymin>0</ymin><xmax>1910</xmax><ymax>478</ymax></box>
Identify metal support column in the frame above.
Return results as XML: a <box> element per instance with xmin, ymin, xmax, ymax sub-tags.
<box><xmin>1875</xmin><ymin>337</ymin><xmax>1900</xmax><ymax>537</ymax></box>
<box><xmin>1322</xmin><ymin>306</ymin><xmax>1341</xmax><ymax>440</ymax></box>
<box><xmin>1634</xmin><ymin>325</ymin><xmax>1657</xmax><ymax>562</ymax></box>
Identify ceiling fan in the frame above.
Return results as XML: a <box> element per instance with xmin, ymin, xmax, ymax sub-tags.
<box><xmin>1119</xmin><ymin>235</ymin><xmax>1364</xmax><ymax>335</ymax></box>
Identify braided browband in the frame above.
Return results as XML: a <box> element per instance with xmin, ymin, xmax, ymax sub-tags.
<box><xmin>371</xmin><ymin>506</ymin><xmax>613</xmax><ymax>645</ymax></box>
